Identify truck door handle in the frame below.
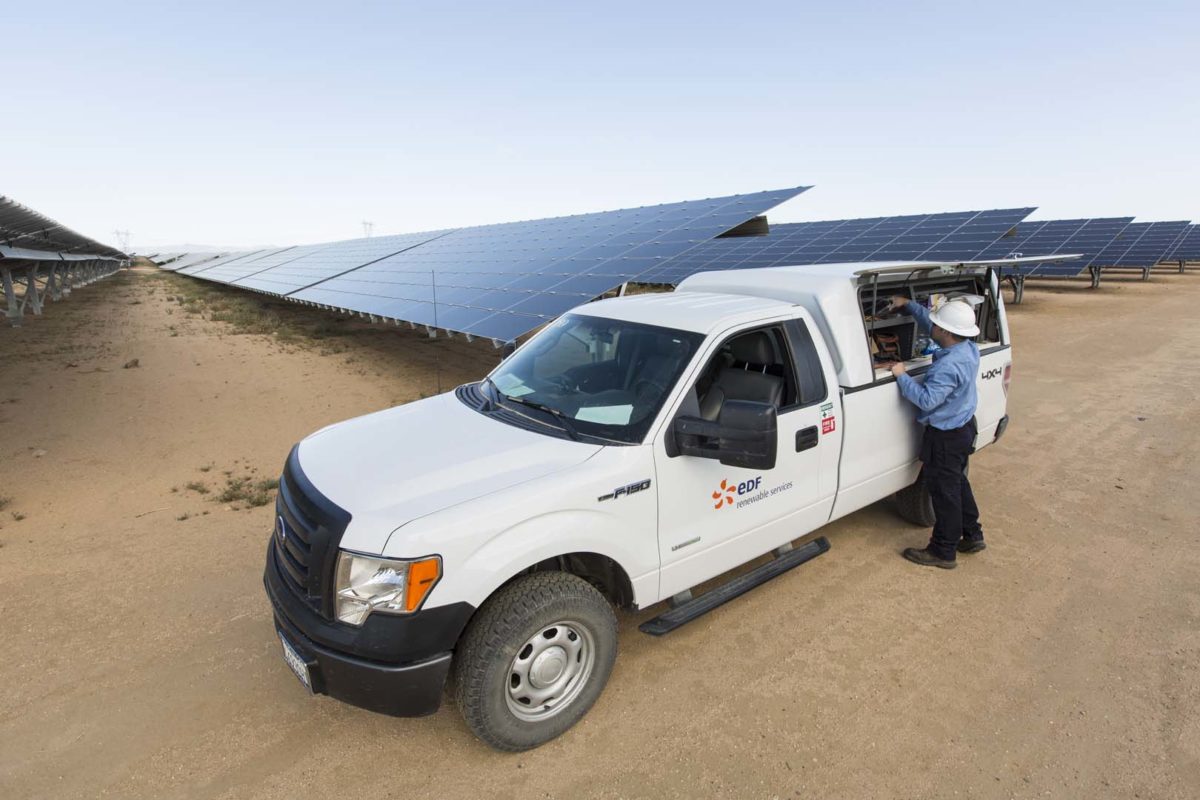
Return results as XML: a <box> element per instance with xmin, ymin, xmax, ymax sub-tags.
<box><xmin>796</xmin><ymin>426</ymin><xmax>819</xmax><ymax>452</ymax></box>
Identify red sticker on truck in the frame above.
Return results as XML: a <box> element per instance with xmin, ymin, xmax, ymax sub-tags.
<box><xmin>822</xmin><ymin>417</ymin><xmax>836</xmax><ymax>434</ymax></box>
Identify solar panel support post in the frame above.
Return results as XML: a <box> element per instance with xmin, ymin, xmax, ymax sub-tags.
<box><xmin>1090</xmin><ymin>267</ymin><xmax>1102</xmax><ymax>289</ymax></box>
<box><xmin>23</xmin><ymin>265</ymin><xmax>43</xmax><ymax>316</ymax></box>
<box><xmin>46</xmin><ymin>262</ymin><xmax>63</xmax><ymax>301</ymax></box>
<box><xmin>1180</xmin><ymin>260</ymin><xmax>1187</xmax><ymax>274</ymax></box>
<box><xmin>1008</xmin><ymin>275</ymin><xmax>1025</xmax><ymax>305</ymax></box>
<box><xmin>58</xmin><ymin>264</ymin><xmax>72</xmax><ymax>297</ymax></box>
<box><xmin>1141</xmin><ymin>267</ymin><xmax>1151</xmax><ymax>281</ymax></box>
<box><xmin>2</xmin><ymin>266</ymin><xmax>20</xmax><ymax>326</ymax></box>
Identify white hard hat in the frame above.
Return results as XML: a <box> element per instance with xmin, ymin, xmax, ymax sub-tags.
<box><xmin>929</xmin><ymin>299</ymin><xmax>980</xmax><ymax>338</ymax></box>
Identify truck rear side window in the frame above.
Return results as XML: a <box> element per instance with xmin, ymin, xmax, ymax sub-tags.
<box><xmin>689</xmin><ymin>323</ymin><xmax>823</xmax><ymax>421</ymax></box>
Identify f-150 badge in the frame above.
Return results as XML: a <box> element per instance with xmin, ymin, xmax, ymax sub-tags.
<box><xmin>598</xmin><ymin>479</ymin><xmax>651</xmax><ymax>502</ymax></box>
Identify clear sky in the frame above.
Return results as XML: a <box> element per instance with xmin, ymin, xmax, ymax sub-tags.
<box><xmin>3</xmin><ymin>0</ymin><xmax>1197</xmax><ymax>251</ymax></box>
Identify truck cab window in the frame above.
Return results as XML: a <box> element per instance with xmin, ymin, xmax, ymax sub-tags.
<box><xmin>693</xmin><ymin>326</ymin><xmax>799</xmax><ymax>421</ymax></box>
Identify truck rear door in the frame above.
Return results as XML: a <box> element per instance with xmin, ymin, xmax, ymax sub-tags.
<box><xmin>973</xmin><ymin>268</ymin><xmax>1012</xmax><ymax>447</ymax></box>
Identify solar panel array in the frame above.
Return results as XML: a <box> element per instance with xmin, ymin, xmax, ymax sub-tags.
<box><xmin>633</xmin><ymin>208</ymin><xmax>1035</xmax><ymax>284</ymax></box>
<box><xmin>0</xmin><ymin>195</ymin><xmax>125</xmax><ymax>260</ymax></box>
<box><xmin>1164</xmin><ymin>224</ymin><xmax>1200</xmax><ymax>261</ymax></box>
<box><xmin>159</xmin><ymin>252</ymin><xmax>226</xmax><ymax>272</ymax></box>
<box><xmin>176</xmin><ymin>249</ymin><xmax>270</xmax><ymax>275</ymax></box>
<box><xmin>165</xmin><ymin>187</ymin><xmax>810</xmax><ymax>342</ymax></box>
<box><xmin>975</xmin><ymin>217</ymin><xmax>1135</xmax><ymax>277</ymax></box>
<box><xmin>1091</xmin><ymin>221</ymin><xmax>1191</xmax><ymax>269</ymax></box>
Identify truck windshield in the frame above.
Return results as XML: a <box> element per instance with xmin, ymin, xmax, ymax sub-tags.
<box><xmin>484</xmin><ymin>314</ymin><xmax>704</xmax><ymax>444</ymax></box>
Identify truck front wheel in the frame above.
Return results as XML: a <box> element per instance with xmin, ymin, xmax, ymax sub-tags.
<box><xmin>452</xmin><ymin>572</ymin><xmax>618</xmax><ymax>751</ymax></box>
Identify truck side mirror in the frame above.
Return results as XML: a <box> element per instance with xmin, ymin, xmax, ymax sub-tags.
<box><xmin>671</xmin><ymin>400</ymin><xmax>778</xmax><ymax>471</ymax></box>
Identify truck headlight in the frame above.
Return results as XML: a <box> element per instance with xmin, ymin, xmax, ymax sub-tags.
<box><xmin>334</xmin><ymin>551</ymin><xmax>442</xmax><ymax>626</ymax></box>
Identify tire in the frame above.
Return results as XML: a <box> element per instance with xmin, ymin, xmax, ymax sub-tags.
<box><xmin>895</xmin><ymin>462</ymin><xmax>970</xmax><ymax>527</ymax></box>
<box><xmin>895</xmin><ymin>469</ymin><xmax>936</xmax><ymax>527</ymax></box>
<box><xmin>452</xmin><ymin>572</ymin><xmax>618</xmax><ymax>751</ymax></box>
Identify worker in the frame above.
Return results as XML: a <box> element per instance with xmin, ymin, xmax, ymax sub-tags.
<box><xmin>888</xmin><ymin>296</ymin><xmax>986</xmax><ymax>569</ymax></box>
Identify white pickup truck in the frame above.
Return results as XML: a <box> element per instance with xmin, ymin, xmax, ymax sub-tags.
<box><xmin>263</xmin><ymin>260</ymin><xmax>1013</xmax><ymax>750</ymax></box>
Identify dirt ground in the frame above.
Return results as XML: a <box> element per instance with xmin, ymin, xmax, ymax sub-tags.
<box><xmin>1</xmin><ymin>267</ymin><xmax>1197</xmax><ymax>799</ymax></box>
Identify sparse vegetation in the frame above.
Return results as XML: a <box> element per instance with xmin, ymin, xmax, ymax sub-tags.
<box><xmin>176</xmin><ymin>513</ymin><xmax>191</xmax><ymax>521</ymax></box>
<box><xmin>215</xmin><ymin>475</ymin><xmax>277</xmax><ymax>507</ymax></box>
<box><xmin>11</xmin><ymin>512</ymin><xmax>26</xmax><ymax>521</ymax></box>
<box><xmin>184</xmin><ymin>481</ymin><xmax>210</xmax><ymax>494</ymax></box>
<box><xmin>0</xmin><ymin>496</ymin><xmax>11</xmax><ymax>511</ymax></box>
<box><xmin>198</xmin><ymin>464</ymin><xmax>213</xmax><ymax>473</ymax></box>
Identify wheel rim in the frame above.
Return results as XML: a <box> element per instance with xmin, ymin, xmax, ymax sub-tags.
<box><xmin>505</xmin><ymin>619</ymin><xmax>596</xmax><ymax>722</ymax></box>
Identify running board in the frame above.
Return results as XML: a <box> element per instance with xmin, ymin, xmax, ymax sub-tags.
<box><xmin>638</xmin><ymin>537</ymin><xmax>831</xmax><ymax>636</ymax></box>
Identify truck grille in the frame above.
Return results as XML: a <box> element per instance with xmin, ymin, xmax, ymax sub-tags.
<box><xmin>272</xmin><ymin>446</ymin><xmax>352</xmax><ymax>617</ymax></box>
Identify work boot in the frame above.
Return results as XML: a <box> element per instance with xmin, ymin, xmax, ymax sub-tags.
<box><xmin>902</xmin><ymin>547</ymin><xmax>957</xmax><ymax>569</ymax></box>
<box><xmin>957</xmin><ymin>539</ymin><xmax>986</xmax><ymax>554</ymax></box>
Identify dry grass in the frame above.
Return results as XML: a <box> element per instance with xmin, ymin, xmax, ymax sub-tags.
<box><xmin>155</xmin><ymin>272</ymin><xmax>379</xmax><ymax>349</ymax></box>
<box><xmin>215</xmin><ymin>476</ymin><xmax>278</xmax><ymax>508</ymax></box>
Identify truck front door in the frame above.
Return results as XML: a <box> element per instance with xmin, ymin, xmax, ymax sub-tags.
<box><xmin>652</xmin><ymin>313</ymin><xmax>841</xmax><ymax>601</ymax></box>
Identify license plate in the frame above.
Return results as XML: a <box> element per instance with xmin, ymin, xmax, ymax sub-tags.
<box><xmin>279</xmin><ymin>634</ymin><xmax>312</xmax><ymax>692</ymax></box>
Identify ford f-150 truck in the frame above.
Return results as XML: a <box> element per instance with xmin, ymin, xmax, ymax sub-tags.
<box><xmin>263</xmin><ymin>260</ymin><xmax>1013</xmax><ymax>750</ymax></box>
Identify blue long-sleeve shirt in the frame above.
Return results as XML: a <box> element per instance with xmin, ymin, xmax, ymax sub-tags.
<box><xmin>895</xmin><ymin>301</ymin><xmax>978</xmax><ymax>430</ymax></box>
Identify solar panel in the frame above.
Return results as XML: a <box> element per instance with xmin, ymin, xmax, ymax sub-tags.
<box><xmin>176</xmin><ymin>250</ymin><xmax>262</xmax><ymax>275</ymax></box>
<box><xmin>160</xmin><ymin>252</ymin><xmax>226</xmax><ymax>272</ymax></box>
<box><xmin>284</xmin><ymin>187</ymin><xmax>808</xmax><ymax>341</ymax></box>
<box><xmin>1092</xmin><ymin>221</ymin><xmax>1190</xmax><ymax>269</ymax></box>
<box><xmin>1163</xmin><ymin>224</ymin><xmax>1200</xmax><ymax>261</ymax></box>
<box><xmin>1030</xmin><ymin>218</ymin><xmax>1135</xmax><ymax>277</ymax></box>
<box><xmin>975</xmin><ymin>217</ymin><xmax>1134</xmax><ymax>278</ymax></box>
<box><xmin>188</xmin><ymin>246</ymin><xmax>300</xmax><ymax>283</ymax></box>
<box><xmin>233</xmin><ymin>232</ymin><xmax>455</xmax><ymax>294</ymax></box>
<box><xmin>633</xmin><ymin>207</ymin><xmax>1034</xmax><ymax>285</ymax></box>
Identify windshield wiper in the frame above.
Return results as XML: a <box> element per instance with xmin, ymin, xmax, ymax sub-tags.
<box><xmin>479</xmin><ymin>376</ymin><xmax>500</xmax><ymax>412</ymax></box>
<box><xmin>498</xmin><ymin>393</ymin><xmax>584</xmax><ymax>442</ymax></box>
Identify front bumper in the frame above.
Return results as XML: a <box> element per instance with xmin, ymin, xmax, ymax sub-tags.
<box><xmin>269</xmin><ymin>589</ymin><xmax>452</xmax><ymax>717</ymax></box>
<box><xmin>264</xmin><ymin>541</ymin><xmax>472</xmax><ymax>717</ymax></box>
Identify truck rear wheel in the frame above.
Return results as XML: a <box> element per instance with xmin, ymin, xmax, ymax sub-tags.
<box><xmin>452</xmin><ymin>572</ymin><xmax>618</xmax><ymax>751</ymax></box>
<box><xmin>895</xmin><ymin>469</ymin><xmax>936</xmax><ymax>527</ymax></box>
<box><xmin>895</xmin><ymin>462</ymin><xmax>970</xmax><ymax>527</ymax></box>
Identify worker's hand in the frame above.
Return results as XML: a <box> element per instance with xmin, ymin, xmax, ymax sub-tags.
<box><xmin>890</xmin><ymin>362</ymin><xmax>907</xmax><ymax>377</ymax></box>
<box><xmin>889</xmin><ymin>295</ymin><xmax>910</xmax><ymax>311</ymax></box>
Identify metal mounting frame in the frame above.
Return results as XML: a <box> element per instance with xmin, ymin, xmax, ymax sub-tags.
<box><xmin>3</xmin><ymin>258</ymin><xmax>123</xmax><ymax>326</ymax></box>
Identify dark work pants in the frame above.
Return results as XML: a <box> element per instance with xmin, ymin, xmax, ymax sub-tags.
<box><xmin>920</xmin><ymin>422</ymin><xmax>984</xmax><ymax>560</ymax></box>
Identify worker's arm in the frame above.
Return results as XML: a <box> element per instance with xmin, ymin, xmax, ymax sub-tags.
<box><xmin>889</xmin><ymin>295</ymin><xmax>933</xmax><ymax>335</ymax></box>
<box><xmin>895</xmin><ymin>362</ymin><xmax>959</xmax><ymax>411</ymax></box>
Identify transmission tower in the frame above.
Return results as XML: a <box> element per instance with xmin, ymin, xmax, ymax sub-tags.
<box><xmin>362</xmin><ymin>220</ymin><xmax>374</xmax><ymax>238</ymax></box>
<box><xmin>112</xmin><ymin>229</ymin><xmax>132</xmax><ymax>252</ymax></box>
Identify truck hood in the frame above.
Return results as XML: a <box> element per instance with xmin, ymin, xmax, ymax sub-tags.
<box><xmin>296</xmin><ymin>391</ymin><xmax>602</xmax><ymax>553</ymax></box>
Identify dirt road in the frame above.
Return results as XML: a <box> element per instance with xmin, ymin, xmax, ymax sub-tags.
<box><xmin>1</xmin><ymin>269</ymin><xmax>1197</xmax><ymax>799</ymax></box>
